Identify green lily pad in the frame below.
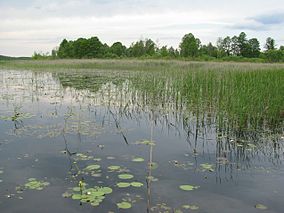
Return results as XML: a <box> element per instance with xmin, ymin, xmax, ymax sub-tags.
<box><xmin>117</xmin><ymin>201</ymin><xmax>132</xmax><ymax>209</ymax></box>
<box><xmin>135</xmin><ymin>140</ymin><xmax>156</xmax><ymax>146</ymax></box>
<box><xmin>84</xmin><ymin>164</ymin><xmax>101</xmax><ymax>171</ymax></box>
<box><xmin>72</xmin><ymin>194</ymin><xmax>82</xmax><ymax>200</ymax></box>
<box><xmin>117</xmin><ymin>182</ymin><xmax>131</xmax><ymax>188</ymax></box>
<box><xmin>132</xmin><ymin>157</ymin><xmax>145</xmax><ymax>162</ymax></box>
<box><xmin>200</xmin><ymin>163</ymin><xmax>214</xmax><ymax>172</ymax></box>
<box><xmin>62</xmin><ymin>192</ymin><xmax>72</xmax><ymax>198</ymax></box>
<box><xmin>255</xmin><ymin>204</ymin><xmax>268</xmax><ymax>210</ymax></box>
<box><xmin>149</xmin><ymin>162</ymin><xmax>158</xmax><ymax>170</ymax></box>
<box><xmin>108</xmin><ymin>165</ymin><xmax>121</xmax><ymax>170</ymax></box>
<box><xmin>182</xmin><ymin>204</ymin><xmax>199</xmax><ymax>210</ymax></box>
<box><xmin>73</xmin><ymin>187</ymin><xmax>81</xmax><ymax>192</ymax></box>
<box><xmin>24</xmin><ymin>178</ymin><xmax>50</xmax><ymax>191</ymax></box>
<box><xmin>118</xmin><ymin>174</ymin><xmax>134</xmax><ymax>180</ymax></box>
<box><xmin>68</xmin><ymin>185</ymin><xmax>113</xmax><ymax>207</ymax></box>
<box><xmin>179</xmin><ymin>185</ymin><xmax>200</xmax><ymax>191</ymax></box>
<box><xmin>131</xmin><ymin>182</ymin><xmax>144</xmax><ymax>187</ymax></box>
<box><xmin>100</xmin><ymin>187</ymin><xmax>113</xmax><ymax>194</ymax></box>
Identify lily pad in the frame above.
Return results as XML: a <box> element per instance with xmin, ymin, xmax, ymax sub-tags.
<box><xmin>72</xmin><ymin>194</ymin><xmax>82</xmax><ymax>200</ymax></box>
<box><xmin>117</xmin><ymin>201</ymin><xmax>132</xmax><ymax>209</ymax></box>
<box><xmin>84</xmin><ymin>164</ymin><xmax>101</xmax><ymax>171</ymax></box>
<box><xmin>118</xmin><ymin>174</ymin><xmax>134</xmax><ymax>180</ymax></box>
<box><xmin>68</xmin><ymin>186</ymin><xmax>113</xmax><ymax>208</ymax></box>
<box><xmin>182</xmin><ymin>204</ymin><xmax>199</xmax><ymax>210</ymax></box>
<box><xmin>200</xmin><ymin>163</ymin><xmax>214</xmax><ymax>172</ymax></box>
<box><xmin>101</xmin><ymin>187</ymin><xmax>113</xmax><ymax>194</ymax></box>
<box><xmin>135</xmin><ymin>140</ymin><xmax>156</xmax><ymax>146</ymax></box>
<box><xmin>149</xmin><ymin>162</ymin><xmax>158</xmax><ymax>170</ymax></box>
<box><xmin>24</xmin><ymin>178</ymin><xmax>50</xmax><ymax>191</ymax></box>
<box><xmin>117</xmin><ymin>182</ymin><xmax>131</xmax><ymax>188</ymax></box>
<box><xmin>255</xmin><ymin>204</ymin><xmax>268</xmax><ymax>210</ymax></box>
<box><xmin>108</xmin><ymin>166</ymin><xmax>121</xmax><ymax>171</ymax></box>
<box><xmin>132</xmin><ymin>157</ymin><xmax>145</xmax><ymax>162</ymax></box>
<box><xmin>179</xmin><ymin>185</ymin><xmax>200</xmax><ymax>191</ymax></box>
<box><xmin>131</xmin><ymin>182</ymin><xmax>144</xmax><ymax>187</ymax></box>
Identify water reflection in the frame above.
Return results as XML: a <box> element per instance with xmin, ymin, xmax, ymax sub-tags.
<box><xmin>0</xmin><ymin>69</ymin><xmax>283</xmax><ymax>212</ymax></box>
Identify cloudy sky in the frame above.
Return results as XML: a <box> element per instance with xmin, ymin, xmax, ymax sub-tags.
<box><xmin>1</xmin><ymin>0</ymin><xmax>284</xmax><ymax>56</ymax></box>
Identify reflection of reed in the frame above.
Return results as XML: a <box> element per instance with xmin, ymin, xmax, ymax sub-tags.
<box><xmin>146</xmin><ymin>111</ymin><xmax>154</xmax><ymax>213</ymax></box>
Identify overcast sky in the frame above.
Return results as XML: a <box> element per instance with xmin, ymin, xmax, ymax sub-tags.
<box><xmin>1</xmin><ymin>0</ymin><xmax>284</xmax><ymax>56</ymax></box>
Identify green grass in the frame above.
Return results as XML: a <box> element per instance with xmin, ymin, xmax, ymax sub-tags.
<box><xmin>1</xmin><ymin>59</ymin><xmax>283</xmax><ymax>131</ymax></box>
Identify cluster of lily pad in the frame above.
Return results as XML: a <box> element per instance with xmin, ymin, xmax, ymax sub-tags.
<box><xmin>82</xmin><ymin>164</ymin><xmax>102</xmax><ymax>177</ymax></box>
<box><xmin>63</xmin><ymin>184</ymin><xmax>113</xmax><ymax>207</ymax></box>
<box><xmin>24</xmin><ymin>178</ymin><xmax>50</xmax><ymax>190</ymax></box>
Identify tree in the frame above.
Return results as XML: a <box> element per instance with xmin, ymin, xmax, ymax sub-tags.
<box><xmin>247</xmin><ymin>38</ymin><xmax>260</xmax><ymax>58</ymax></box>
<box><xmin>180</xmin><ymin>33</ymin><xmax>199</xmax><ymax>57</ymax></box>
<box><xmin>231</xmin><ymin>36</ymin><xmax>240</xmax><ymax>56</ymax></box>
<box><xmin>110</xmin><ymin>42</ymin><xmax>126</xmax><ymax>57</ymax></box>
<box><xmin>238</xmin><ymin>32</ymin><xmax>249</xmax><ymax>57</ymax></box>
<box><xmin>200</xmin><ymin>42</ymin><xmax>217</xmax><ymax>58</ymax></box>
<box><xmin>144</xmin><ymin>39</ymin><xmax>156</xmax><ymax>56</ymax></box>
<box><xmin>217</xmin><ymin>36</ymin><xmax>231</xmax><ymax>56</ymax></box>
<box><xmin>159</xmin><ymin>46</ymin><xmax>169</xmax><ymax>57</ymax></box>
<box><xmin>130</xmin><ymin>40</ymin><xmax>145</xmax><ymax>57</ymax></box>
<box><xmin>265</xmin><ymin>37</ymin><xmax>276</xmax><ymax>51</ymax></box>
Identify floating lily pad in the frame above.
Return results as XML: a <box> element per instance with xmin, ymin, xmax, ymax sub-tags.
<box><xmin>200</xmin><ymin>163</ymin><xmax>214</xmax><ymax>172</ymax></box>
<box><xmin>101</xmin><ymin>187</ymin><xmax>113</xmax><ymax>194</ymax></box>
<box><xmin>108</xmin><ymin>166</ymin><xmax>121</xmax><ymax>171</ymax></box>
<box><xmin>117</xmin><ymin>201</ymin><xmax>132</xmax><ymax>209</ymax></box>
<box><xmin>67</xmin><ymin>186</ymin><xmax>113</xmax><ymax>208</ymax></box>
<box><xmin>24</xmin><ymin>178</ymin><xmax>50</xmax><ymax>191</ymax></box>
<box><xmin>62</xmin><ymin>192</ymin><xmax>72</xmax><ymax>198</ymax></box>
<box><xmin>182</xmin><ymin>204</ymin><xmax>199</xmax><ymax>210</ymax></box>
<box><xmin>117</xmin><ymin>182</ymin><xmax>131</xmax><ymax>188</ymax></box>
<box><xmin>84</xmin><ymin>164</ymin><xmax>101</xmax><ymax>171</ymax></box>
<box><xmin>74</xmin><ymin>153</ymin><xmax>93</xmax><ymax>161</ymax></box>
<box><xmin>132</xmin><ymin>157</ymin><xmax>145</xmax><ymax>162</ymax></box>
<box><xmin>118</xmin><ymin>174</ymin><xmax>134</xmax><ymax>180</ymax></box>
<box><xmin>149</xmin><ymin>162</ymin><xmax>158</xmax><ymax>170</ymax></box>
<box><xmin>73</xmin><ymin>187</ymin><xmax>81</xmax><ymax>192</ymax></box>
<box><xmin>135</xmin><ymin>140</ymin><xmax>156</xmax><ymax>146</ymax></box>
<box><xmin>131</xmin><ymin>182</ymin><xmax>144</xmax><ymax>187</ymax></box>
<box><xmin>179</xmin><ymin>185</ymin><xmax>200</xmax><ymax>191</ymax></box>
<box><xmin>255</xmin><ymin>204</ymin><xmax>268</xmax><ymax>210</ymax></box>
<box><xmin>72</xmin><ymin>194</ymin><xmax>82</xmax><ymax>200</ymax></box>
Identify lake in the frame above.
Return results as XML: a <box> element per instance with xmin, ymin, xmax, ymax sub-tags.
<box><xmin>0</xmin><ymin>62</ymin><xmax>283</xmax><ymax>212</ymax></box>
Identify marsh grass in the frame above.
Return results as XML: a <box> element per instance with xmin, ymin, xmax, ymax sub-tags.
<box><xmin>1</xmin><ymin>59</ymin><xmax>283</xmax><ymax>131</ymax></box>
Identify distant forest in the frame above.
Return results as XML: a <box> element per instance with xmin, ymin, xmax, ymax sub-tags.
<box><xmin>33</xmin><ymin>32</ymin><xmax>284</xmax><ymax>62</ymax></box>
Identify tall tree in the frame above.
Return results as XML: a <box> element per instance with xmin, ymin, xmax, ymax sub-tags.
<box><xmin>265</xmin><ymin>37</ymin><xmax>276</xmax><ymax>51</ymax></box>
<box><xmin>247</xmin><ymin>38</ymin><xmax>260</xmax><ymax>58</ymax></box>
<box><xmin>110</xmin><ymin>42</ymin><xmax>126</xmax><ymax>57</ymax></box>
<box><xmin>144</xmin><ymin>39</ymin><xmax>156</xmax><ymax>56</ymax></box>
<box><xmin>180</xmin><ymin>33</ymin><xmax>199</xmax><ymax>57</ymax></box>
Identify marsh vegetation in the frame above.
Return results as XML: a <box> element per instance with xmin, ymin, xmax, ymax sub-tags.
<box><xmin>0</xmin><ymin>60</ymin><xmax>283</xmax><ymax>212</ymax></box>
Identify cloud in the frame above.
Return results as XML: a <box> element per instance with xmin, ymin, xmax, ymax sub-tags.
<box><xmin>251</xmin><ymin>12</ymin><xmax>284</xmax><ymax>25</ymax></box>
<box><xmin>228</xmin><ymin>11</ymin><xmax>284</xmax><ymax>32</ymax></box>
<box><xmin>1</xmin><ymin>0</ymin><xmax>284</xmax><ymax>56</ymax></box>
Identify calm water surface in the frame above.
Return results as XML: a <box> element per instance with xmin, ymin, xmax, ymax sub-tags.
<box><xmin>0</xmin><ymin>70</ymin><xmax>283</xmax><ymax>213</ymax></box>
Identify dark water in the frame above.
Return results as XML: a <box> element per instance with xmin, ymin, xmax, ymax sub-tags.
<box><xmin>0</xmin><ymin>70</ymin><xmax>283</xmax><ymax>213</ymax></box>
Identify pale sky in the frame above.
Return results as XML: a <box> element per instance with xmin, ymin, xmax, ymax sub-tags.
<box><xmin>0</xmin><ymin>0</ymin><xmax>284</xmax><ymax>57</ymax></box>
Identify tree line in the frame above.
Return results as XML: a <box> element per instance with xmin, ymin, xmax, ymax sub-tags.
<box><xmin>33</xmin><ymin>32</ymin><xmax>284</xmax><ymax>62</ymax></box>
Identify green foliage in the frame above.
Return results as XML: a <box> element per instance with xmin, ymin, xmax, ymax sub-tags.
<box><xmin>180</xmin><ymin>33</ymin><xmax>199</xmax><ymax>57</ymax></box>
<box><xmin>26</xmin><ymin>32</ymin><xmax>284</xmax><ymax>62</ymax></box>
